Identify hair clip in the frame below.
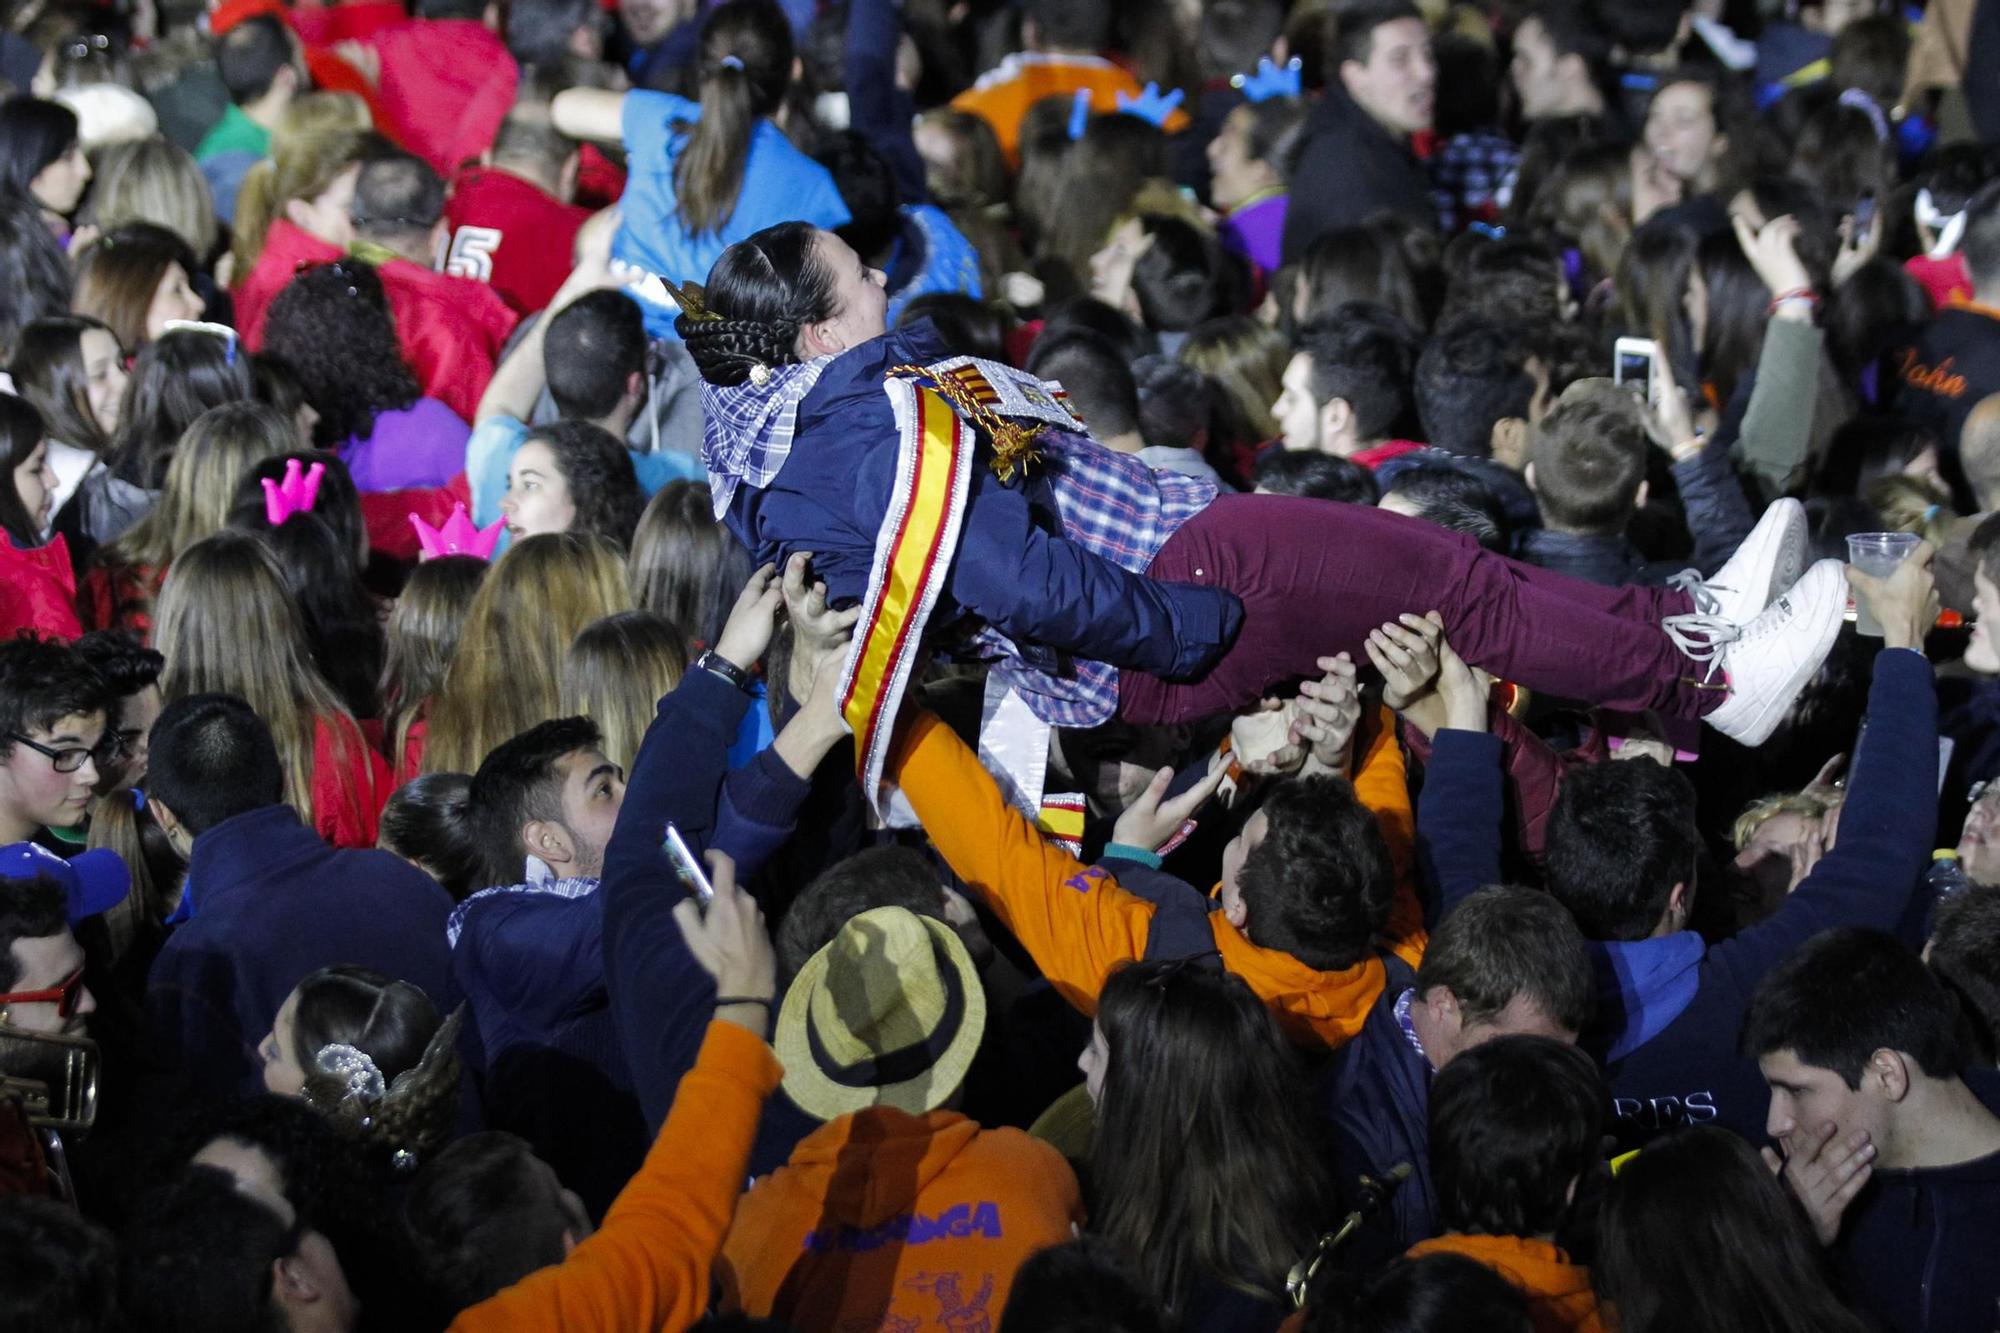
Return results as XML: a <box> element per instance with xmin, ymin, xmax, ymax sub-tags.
<box><xmin>161</xmin><ymin>319</ymin><xmax>237</xmax><ymax>365</ymax></box>
<box><xmin>718</xmin><ymin>54</ymin><xmax>745</xmax><ymax>71</ymax></box>
<box><xmin>749</xmin><ymin>363</ymin><xmax>772</xmax><ymax>386</ymax></box>
<box><xmin>262</xmin><ymin>458</ymin><xmax>325</xmax><ymax>526</ymax></box>
<box><xmin>409</xmin><ymin>503</ymin><xmax>504</xmax><ymax>561</ymax></box>
<box><xmin>315</xmin><ymin>1042</ymin><xmax>386</xmax><ymax>1105</ymax></box>
<box><xmin>661</xmin><ymin>275</ymin><xmax>721</xmax><ymax>324</ymax></box>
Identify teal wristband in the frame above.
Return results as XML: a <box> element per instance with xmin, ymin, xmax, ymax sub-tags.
<box><xmin>1101</xmin><ymin>843</ymin><xmax>1163</xmax><ymax>869</ymax></box>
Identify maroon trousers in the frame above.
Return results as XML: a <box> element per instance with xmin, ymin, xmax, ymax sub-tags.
<box><xmin>1118</xmin><ymin>494</ymin><xmax>1717</xmax><ymax>725</ymax></box>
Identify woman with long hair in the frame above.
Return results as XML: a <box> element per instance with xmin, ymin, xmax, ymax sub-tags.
<box><xmin>499</xmin><ymin>420</ymin><xmax>644</xmax><ymax>549</ymax></box>
<box><xmin>10</xmin><ymin>314</ymin><xmax>126</xmax><ymax>536</ymax></box>
<box><xmin>561</xmin><ymin>610</ymin><xmax>689</xmax><ymax>772</ymax></box>
<box><xmin>84</xmin><ymin>136</ymin><xmax>220</xmax><ymax>267</ymax></box>
<box><xmin>1592</xmin><ymin>1126</ymin><xmax>1874</xmax><ymax>1333</ymax></box>
<box><xmin>153</xmin><ymin>529</ymin><xmax>393</xmax><ymax>847</ymax></box>
<box><xmin>1180</xmin><ymin>316</ymin><xmax>1289</xmax><ymax>483</ymax></box>
<box><xmin>0</xmin><ymin>189</ymin><xmax>75</xmax><ymax>361</ymax></box>
<box><xmin>381</xmin><ymin>554</ymin><xmax>487</xmax><ymax>782</ymax></box>
<box><xmin>0</xmin><ymin>96</ymin><xmax>90</xmax><ymax>238</ymax></box>
<box><xmin>261</xmin><ymin>260</ymin><xmax>467</xmax><ymax>491</ymax></box>
<box><xmin>80</xmin><ymin>400</ymin><xmax>292</xmax><ymax>637</ymax></box>
<box><xmin>626</xmin><ymin>478</ymin><xmax>754</xmax><ymax>647</ymax></box>
<box><xmin>678</xmin><ymin>220</ymin><xmax>1848</xmax><ymax>754</ymax></box>
<box><xmin>549</xmin><ymin>0</ymin><xmax>849</xmax><ymax>338</ymax></box>
<box><xmin>1083</xmin><ymin>960</ymin><xmax>1329</xmax><ymax>1326</ymax></box>
<box><xmin>230</xmin><ymin>126</ymin><xmax>372</xmax><ymax>344</ymax></box>
<box><xmin>71</xmin><ymin>222</ymin><xmax>208</xmax><ymax>353</ymax></box>
<box><xmin>226</xmin><ymin>500</ymin><xmax>385</xmax><ymax>724</ymax></box>
<box><xmin>105</xmin><ymin>323</ymin><xmax>257</xmax><ymax>493</ymax></box>
<box><xmin>421</xmin><ymin>531</ymin><xmax>632</xmax><ymax>775</ymax></box>
<box><xmin>0</xmin><ymin>392</ymin><xmax>81</xmax><ymax>640</ymax></box>
<box><xmin>259</xmin><ymin>964</ymin><xmax>462</xmax><ymax>1174</ymax></box>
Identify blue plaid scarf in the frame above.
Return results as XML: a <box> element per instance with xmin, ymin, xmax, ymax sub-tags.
<box><xmin>699</xmin><ymin>353</ymin><xmax>837</xmax><ymax>519</ymax></box>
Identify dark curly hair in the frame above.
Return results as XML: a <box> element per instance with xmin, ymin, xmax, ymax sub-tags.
<box><xmin>262</xmin><ymin>260</ymin><xmax>420</xmax><ymax>448</ymax></box>
<box><xmin>680</xmin><ymin>220</ymin><xmax>838</xmax><ymax>386</ymax></box>
<box><xmin>523</xmin><ymin>420</ymin><xmax>645</xmax><ymax>548</ymax></box>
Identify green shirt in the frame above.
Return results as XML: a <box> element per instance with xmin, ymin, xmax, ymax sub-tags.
<box><xmin>194</xmin><ymin>103</ymin><xmax>270</xmax><ymax>163</ymax></box>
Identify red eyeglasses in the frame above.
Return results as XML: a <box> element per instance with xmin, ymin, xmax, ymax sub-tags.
<box><xmin>0</xmin><ymin>965</ymin><xmax>88</xmax><ymax>1018</ymax></box>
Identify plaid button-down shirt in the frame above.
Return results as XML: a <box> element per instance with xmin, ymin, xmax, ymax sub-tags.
<box><xmin>965</xmin><ymin>428</ymin><xmax>1217</xmax><ymax>727</ymax></box>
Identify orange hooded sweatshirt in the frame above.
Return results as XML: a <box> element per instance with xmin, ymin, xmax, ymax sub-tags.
<box><xmin>885</xmin><ymin>706</ymin><xmax>1426</xmax><ymax>1049</ymax></box>
<box><xmin>718</xmin><ymin>1107</ymin><xmax>1083</xmax><ymax>1331</ymax></box>
<box><xmin>448</xmin><ymin>1020</ymin><xmax>780</xmax><ymax>1333</ymax></box>
<box><xmin>1406</xmin><ymin>1234</ymin><xmax>1608</xmax><ymax>1333</ymax></box>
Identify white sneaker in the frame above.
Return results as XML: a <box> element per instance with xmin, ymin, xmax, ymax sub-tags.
<box><xmin>1702</xmin><ymin>560</ymin><xmax>1848</xmax><ymax>747</ymax></box>
<box><xmin>1668</xmin><ymin>498</ymin><xmax>1808</xmax><ymax>627</ymax></box>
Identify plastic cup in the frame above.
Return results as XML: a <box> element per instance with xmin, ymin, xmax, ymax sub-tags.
<box><xmin>1846</xmin><ymin>532</ymin><xmax>1921</xmax><ymax>636</ymax></box>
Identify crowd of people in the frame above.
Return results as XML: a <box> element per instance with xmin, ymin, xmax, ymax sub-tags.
<box><xmin>1</xmin><ymin>0</ymin><xmax>2000</xmax><ymax>1329</ymax></box>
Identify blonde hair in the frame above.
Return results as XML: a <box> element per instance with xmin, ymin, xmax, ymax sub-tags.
<box><xmin>1864</xmin><ymin>473</ymin><xmax>1955</xmax><ymax>547</ymax></box>
<box><xmin>1180</xmin><ymin>316</ymin><xmax>1287</xmax><ymax>448</ymax></box>
<box><xmin>381</xmin><ymin>555</ymin><xmax>489</xmax><ymax>771</ymax></box>
<box><xmin>231</xmin><ymin>125</ymin><xmax>370</xmax><ymax>284</ymax></box>
<box><xmin>87</xmin><ymin>136</ymin><xmax>218</xmax><ymax>258</ymax></box>
<box><xmin>96</xmin><ymin>401</ymin><xmax>293</xmax><ymax>617</ymax></box>
<box><xmin>155</xmin><ymin>530</ymin><xmax>362</xmax><ymax>830</ymax></box>
<box><xmin>1732</xmin><ymin>788</ymin><xmax>1843</xmax><ymax>852</ymax></box>
<box><xmin>276</xmin><ymin>91</ymin><xmax>373</xmax><ymax>142</ymax></box>
<box><xmin>422</xmin><ymin>533</ymin><xmax>633</xmax><ymax>775</ymax></box>
<box><xmin>561</xmin><ymin>611</ymin><xmax>689</xmax><ymax>772</ymax></box>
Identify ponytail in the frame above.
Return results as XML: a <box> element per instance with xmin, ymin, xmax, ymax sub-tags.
<box><xmin>671</xmin><ymin>0</ymin><xmax>794</xmax><ymax>236</ymax></box>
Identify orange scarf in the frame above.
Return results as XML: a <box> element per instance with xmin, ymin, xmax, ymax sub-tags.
<box><xmin>1407</xmin><ymin>1234</ymin><xmax>1607</xmax><ymax>1333</ymax></box>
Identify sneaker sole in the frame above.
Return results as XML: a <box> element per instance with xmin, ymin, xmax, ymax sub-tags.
<box><xmin>1715</xmin><ymin>500</ymin><xmax>1808</xmax><ymax>625</ymax></box>
<box><xmin>1714</xmin><ymin>570</ymin><xmax>1846</xmax><ymax>747</ymax></box>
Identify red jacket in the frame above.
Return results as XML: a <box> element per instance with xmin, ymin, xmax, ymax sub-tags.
<box><xmin>0</xmin><ymin>536</ymin><xmax>81</xmax><ymax>642</ymax></box>
<box><xmin>77</xmin><ymin>561</ymin><xmax>162</xmax><ymax>642</ymax></box>
<box><xmin>443</xmin><ymin>167</ymin><xmax>591</xmax><ymax>315</ymax></box>
<box><xmin>313</xmin><ymin>713</ymin><xmax>394</xmax><ymax>850</ymax></box>
<box><xmin>237</xmin><ymin>220</ymin><xmax>519</xmax><ymax>423</ymax></box>
<box><xmin>364</xmin><ymin>19</ymin><xmax>518</xmax><ymax>177</ymax></box>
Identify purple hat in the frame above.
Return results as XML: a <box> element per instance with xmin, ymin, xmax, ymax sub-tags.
<box><xmin>0</xmin><ymin>842</ymin><xmax>130</xmax><ymax>926</ymax></box>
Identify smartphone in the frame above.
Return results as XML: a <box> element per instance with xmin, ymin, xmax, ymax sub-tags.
<box><xmin>1853</xmin><ymin>191</ymin><xmax>1877</xmax><ymax>235</ymax></box>
<box><xmin>662</xmin><ymin>823</ymin><xmax>714</xmax><ymax>904</ymax></box>
<box><xmin>1613</xmin><ymin>337</ymin><xmax>1661</xmax><ymax>407</ymax></box>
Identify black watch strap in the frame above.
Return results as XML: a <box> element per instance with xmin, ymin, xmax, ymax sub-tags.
<box><xmin>695</xmin><ymin>649</ymin><xmax>753</xmax><ymax>692</ymax></box>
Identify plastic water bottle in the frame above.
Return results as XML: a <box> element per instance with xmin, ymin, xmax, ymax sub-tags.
<box><xmin>1926</xmin><ymin>850</ymin><xmax>1970</xmax><ymax>922</ymax></box>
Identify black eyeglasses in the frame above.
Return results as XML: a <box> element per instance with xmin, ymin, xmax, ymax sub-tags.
<box><xmin>6</xmin><ymin>733</ymin><xmax>109</xmax><ymax>774</ymax></box>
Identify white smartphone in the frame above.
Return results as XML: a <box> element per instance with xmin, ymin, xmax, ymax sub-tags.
<box><xmin>662</xmin><ymin>823</ymin><xmax>714</xmax><ymax>904</ymax></box>
<box><xmin>1613</xmin><ymin>337</ymin><xmax>1662</xmax><ymax>407</ymax></box>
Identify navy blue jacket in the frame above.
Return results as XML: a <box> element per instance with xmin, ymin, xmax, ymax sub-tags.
<box><xmin>1835</xmin><ymin>1137</ymin><xmax>2000</xmax><ymax>1333</ymax></box>
<box><xmin>145</xmin><ymin>805</ymin><xmax>453</xmax><ymax>1098</ymax></box>
<box><xmin>722</xmin><ymin>321</ymin><xmax>1241</xmax><ymax>685</ymax></box>
<box><xmin>601</xmin><ymin>669</ymin><xmax>820</xmax><ymax>1177</ymax></box>
<box><xmin>1599</xmin><ymin>651</ymin><xmax>1935</xmax><ymax>1145</ymax></box>
<box><xmin>1517</xmin><ymin>440</ymin><xmax>1757</xmax><ymax>589</ymax></box>
<box><xmin>1321</xmin><ymin>729</ymin><xmax>1505</xmax><ymax>1261</ymax></box>
<box><xmin>1281</xmin><ymin>85</ymin><xmax>1435</xmax><ymax>261</ymax></box>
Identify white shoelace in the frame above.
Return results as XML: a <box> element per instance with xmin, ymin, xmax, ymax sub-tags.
<box><xmin>1661</xmin><ymin>610</ymin><xmax>1738</xmax><ymax>680</ymax></box>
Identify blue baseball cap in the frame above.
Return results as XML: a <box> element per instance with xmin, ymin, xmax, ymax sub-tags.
<box><xmin>0</xmin><ymin>842</ymin><xmax>131</xmax><ymax>926</ymax></box>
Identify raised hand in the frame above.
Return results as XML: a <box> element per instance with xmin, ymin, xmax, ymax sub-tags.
<box><xmin>713</xmin><ymin>563</ymin><xmax>782</xmax><ymax>673</ymax></box>
<box><xmin>1731</xmin><ymin>212</ymin><xmax>1814</xmax><ymax>303</ymax></box>
<box><xmin>1294</xmin><ymin>653</ymin><xmax>1362</xmax><ymax>775</ymax></box>
<box><xmin>672</xmin><ymin>851</ymin><xmax>778</xmax><ymax>1037</ymax></box>
<box><xmin>1111</xmin><ymin>759</ymin><xmax>1227</xmax><ymax>855</ymax></box>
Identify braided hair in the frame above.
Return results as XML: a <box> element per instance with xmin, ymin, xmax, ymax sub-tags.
<box><xmin>678</xmin><ymin>220</ymin><xmax>839</xmax><ymax>387</ymax></box>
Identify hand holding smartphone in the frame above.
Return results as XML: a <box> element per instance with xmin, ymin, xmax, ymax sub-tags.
<box><xmin>663</xmin><ymin>823</ymin><xmax>714</xmax><ymax>904</ymax></box>
<box><xmin>1613</xmin><ymin>337</ymin><xmax>1661</xmax><ymax>407</ymax></box>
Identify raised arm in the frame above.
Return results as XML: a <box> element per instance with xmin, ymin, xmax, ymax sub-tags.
<box><xmin>550</xmin><ymin>89</ymin><xmax>628</xmax><ymax>145</ymax></box>
<box><xmin>842</xmin><ymin>0</ymin><xmax>927</xmax><ymax>204</ymax></box>
<box><xmin>453</xmin><ymin>860</ymin><xmax>780</xmax><ymax>1333</ymax></box>
<box><xmin>886</xmin><ymin>708</ymin><xmax>1162</xmax><ymax>1012</ymax></box>
<box><xmin>1714</xmin><ymin>550</ymin><xmax>1941</xmax><ymax>987</ymax></box>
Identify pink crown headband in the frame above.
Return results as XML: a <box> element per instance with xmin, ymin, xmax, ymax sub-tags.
<box><xmin>409</xmin><ymin>503</ymin><xmax>504</xmax><ymax>561</ymax></box>
<box><xmin>261</xmin><ymin>459</ymin><xmax>325</xmax><ymax>526</ymax></box>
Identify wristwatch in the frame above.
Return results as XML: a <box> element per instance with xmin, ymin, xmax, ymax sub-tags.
<box><xmin>694</xmin><ymin>649</ymin><xmax>753</xmax><ymax>693</ymax></box>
